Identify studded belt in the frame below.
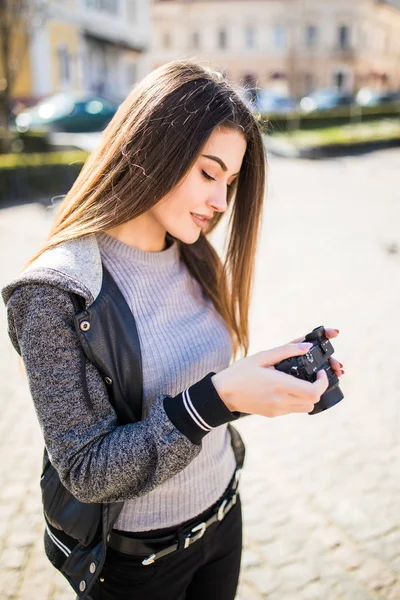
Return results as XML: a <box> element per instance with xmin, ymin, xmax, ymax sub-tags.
<box><xmin>108</xmin><ymin>469</ymin><xmax>241</xmax><ymax>566</ymax></box>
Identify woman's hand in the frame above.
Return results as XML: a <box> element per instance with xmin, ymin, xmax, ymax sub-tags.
<box><xmin>212</xmin><ymin>342</ymin><xmax>329</xmax><ymax>418</ymax></box>
<box><xmin>290</xmin><ymin>326</ymin><xmax>345</xmax><ymax>380</ymax></box>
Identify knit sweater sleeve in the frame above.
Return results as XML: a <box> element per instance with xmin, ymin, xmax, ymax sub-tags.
<box><xmin>6</xmin><ymin>283</ymin><xmax>238</xmax><ymax>504</ymax></box>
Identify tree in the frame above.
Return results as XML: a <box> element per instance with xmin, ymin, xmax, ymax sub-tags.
<box><xmin>0</xmin><ymin>0</ymin><xmax>45</xmax><ymax>149</ymax></box>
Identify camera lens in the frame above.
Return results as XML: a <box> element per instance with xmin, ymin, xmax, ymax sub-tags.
<box><xmin>309</xmin><ymin>373</ymin><xmax>344</xmax><ymax>415</ymax></box>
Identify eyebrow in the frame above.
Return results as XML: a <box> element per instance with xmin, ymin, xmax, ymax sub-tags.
<box><xmin>201</xmin><ymin>154</ymin><xmax>240</xmax><ymax>176</ymax></box>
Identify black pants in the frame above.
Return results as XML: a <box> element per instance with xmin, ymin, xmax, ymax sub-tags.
<box><xmin>88</xmin><ymin>495</ymin><xmax>242</xmax><ymax>600</ymax></box>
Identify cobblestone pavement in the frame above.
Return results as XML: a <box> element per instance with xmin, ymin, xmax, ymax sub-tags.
<box><xmin>0</xmin><ymin>148</ymin><xmax>399</xmax><ymax>599</ymax></box>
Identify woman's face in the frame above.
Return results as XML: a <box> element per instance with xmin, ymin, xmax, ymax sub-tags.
<box><xmin>149</xmin><ymin>127</ymin><xmax>247</xmax><ymax>245</ymax></box>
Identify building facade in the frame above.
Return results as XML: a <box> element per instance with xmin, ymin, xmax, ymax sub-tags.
<box><xmin>151</xmin><ymin>0</ymin><xmax>400</xmax><ymax>97</ymax></box>
<box><xmin>12</xmin><ymin>0</ymin><xmax>150</xmax><ymax>105</ymax></box>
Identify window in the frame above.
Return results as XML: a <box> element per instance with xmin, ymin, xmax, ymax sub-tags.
<box><xmin>126</xmin><ymin>63</ymin><xmax>137</xmax><ymax>85</ymax></box>
<box><xmin>104</xmin><ymin>0</ymin><xmax>118</xmax><ymax>13</ymax></box>
<box><xmin>305</xmin><ymin>25</ymin><xmax>317</xmax><ymax>47</ymax></box>
<box><xmin>361</xmin><ymin>28</ymin><xmax>368</xmax><ymax>49</ymax></box>
<box><xmin>85</xmin><ymin>0</ymin><xmax>119</xmax><ymax>15</ymax></box>
<box><xmin>334</xmin><ymin>71</ymin><xmax>346</xmax><ymax>90</ymax></box>
<box><xmin>192</xmin><ymin>31</ymin><xmax>200</xmax><ymax>49</ymax></box>
<box><xmin>338</xmin><ymin>25</ymin><xmax>350</xmax><ymax>49</ymax></box>
<box><xmin>304</xmin><ymin>73</ymin><xmax>313</xmax><ymax>93</ymax></box>
<box><xmin>385</xmin><ymin>33</ymin><xmax>390</xmax><ymax>54</ymax></box>
<box><xmin>58</xmin><ymin>46</ymin><xmax>71</xmax><ymax>83</ymax></box>
<box><xmin>245</xmin><ymin>26</ymin><xmax>255</xmax><ymax>50</ymax></box>
<box><xmin>242</xmin><ymin>72</ymin><xmax>258</xmax><ymax>104</ymax></box>
<box><xmin>218</xmin><ymin>28</ymin><xmax>227</xmax><ymax>50</ymax></box>
<box><xmin>273</xmin><ymin>25</ymin><xmax>286</xmax><ymax>49</ymax></box>
<box><xmin>127</xmin><ymin>0</ymin><xmax>136</xmax><ymax>22</ymax></box>
<box><xmin>163</xmin><ymin>32</ymin><xmax>171</xmax><ymax>49</ymax></box>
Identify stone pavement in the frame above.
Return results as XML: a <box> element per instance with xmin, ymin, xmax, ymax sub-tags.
<box><xmin>0</xmin><ymin>148</ymin><xmax>399</xmax><ymax>599</ymax></box>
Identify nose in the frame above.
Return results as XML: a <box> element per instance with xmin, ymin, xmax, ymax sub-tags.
<box><xmin>209</xmin><ymin>186</ymin><xmax>228</xmax><ymax>214</ymax></box>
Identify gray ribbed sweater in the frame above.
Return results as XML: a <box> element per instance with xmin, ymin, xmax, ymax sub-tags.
<box><xmin>97</xmin><ymin>233</ymin><xmax>237</xmax><ymax>531</ymax></box>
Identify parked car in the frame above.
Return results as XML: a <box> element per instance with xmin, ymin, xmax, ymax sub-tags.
<box><xmin>15</xmin><ymin>93</ymin><xmax>119</xmax><ymax>133</ymax></box>
<box><xmin>355</xmin><ymin>88</ymin><xmax>400</xmax><ymax>107</ymax></box>
<box><xmin>255</xmin><ymin>91</ymin><xmax>297</xmax><ymax>114</ymax></box>
<box><xmin>300</xmin><ymin>89</ymin><xmax>354</xmax><ymax>112</ymax></box>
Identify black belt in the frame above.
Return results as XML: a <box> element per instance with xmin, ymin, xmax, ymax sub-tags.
<box><xmin>109</xmin><ymin>469</ymin><xmax>241</xmax><ymax>566</ymax></box>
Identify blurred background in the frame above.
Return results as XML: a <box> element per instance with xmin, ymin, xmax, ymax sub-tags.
<box><xmin>0</xmin><ymin>1</ymin><xmax>399</xmax><ymax>599</ymax></box>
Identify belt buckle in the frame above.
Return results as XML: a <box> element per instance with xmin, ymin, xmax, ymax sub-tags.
<box><xmin>233</xmin><ymin>468</ymin><xmax>242</xmax><ymax>490</ymax></box>
<box><xmin>184</xmin><ymin>521</ymin><xmax>206</xmax><ymax>549</ymax></box>
<box><xmin>217</xmin><ymin>498</ymin><xmax>228</xmax><ymax>521</ymax></box>
<box><xmin>217</xmin><ymin>492</ymin><xmax>237</xmax><ymax>521</ymax></box>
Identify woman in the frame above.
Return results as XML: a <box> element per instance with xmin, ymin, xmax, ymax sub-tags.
<box><xmin>2</xmin><ymin>61</ymin><xmax>343</xmax><ymax>600</ymax></box>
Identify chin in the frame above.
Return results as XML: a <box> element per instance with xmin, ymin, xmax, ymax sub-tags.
<box><xmin>169</xmin><ymin>227</ymin><xmax>201</xmax><ymax>245</ymax></box>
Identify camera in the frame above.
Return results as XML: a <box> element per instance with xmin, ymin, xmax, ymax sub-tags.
<box><xmin>274</xmin><ymin>325</ymin><xmax>344</xmax><ymax>415</ymax></box>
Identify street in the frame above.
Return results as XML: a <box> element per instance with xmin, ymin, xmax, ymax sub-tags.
<box><xmin>0</xmin><ymin>148</ymin><xmax>399</xmax><ymax>599</ymax></box>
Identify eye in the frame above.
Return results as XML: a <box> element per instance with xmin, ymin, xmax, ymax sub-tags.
<box><xmin>202</xmin><ymin>169</ymin><xmax>216</xmax><ymax>182</ymax></box>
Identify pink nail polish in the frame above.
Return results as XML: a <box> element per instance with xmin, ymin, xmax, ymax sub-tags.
<box><xmin>298</xmin><ymin>342</ymin><xmax>313</xmax><ymax>350</ymax></box>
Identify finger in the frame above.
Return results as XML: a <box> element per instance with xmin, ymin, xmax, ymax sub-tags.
<box><xmin>275</xmin><ymin>393</ymin><xmax>316</xmax><ymax>414</ymax></box>
<box><xmin>328</xmin><ymin>358</ymin><xmax>345</xmax><ymax>377</ymax></box>
<box><xmin>333</xmin><ymin>368</ymin><xmax>345</xmax><ymax>378</ymax></box>
<box><xmin>271</xmin><ymin>368</ymin><xmax>322</xmax><ymax>400</ymax></box>
<box><xmin>313</xmin><ymin>369</ymin><xmax>329</xmax><ymax>396</ymax></box>
<box><xmin>329</xmin><ymin>357</ymin><xmax>343</xmax><ymax>370</ymax></box>
<box><xmin>290</xmin><ymin>327</ymin><xmax>339</xmax><ymax>344</ymax></box>
<box><xmin>286</xmin><ymin>393</ymin><xmax>316</xmax><ymax>413</ymax></box>
<box><xmin>257</xmin><ymin>342</ymin><xmax>313</xmax><ymax>367</ymax></box>
<box><xmin>324</xmin><ymin>327</ymin><xmax>340</xmax><ymax>339</ymax></box>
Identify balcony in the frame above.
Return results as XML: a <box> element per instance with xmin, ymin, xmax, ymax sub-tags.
<box><xmin>83</xmin><ymin>28</ymin><xmax>145</xmax><ymax>53</ymax></box>
<box><xmin>330</xmin><ymin>45</ymin><xmax>356</xmax><ymax>60</ymax></box>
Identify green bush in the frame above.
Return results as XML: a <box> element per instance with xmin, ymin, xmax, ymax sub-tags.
<box><xmin>0</xmin><ymin>129</ymin><xmax>52</xmax><ymax>154</ymax></box>
<box><xmin>16</xmin><ymin>130</ymin><xmax>53</xmax><ymax>153</ymax></box>
<box><xmin>0</xmin><ymin>150</ymin><xmax>89</xmax><ymax>202</ymax></box>
<box><xmin>0</xmin><ymin>150</ymin><xmax>89</xmax><ymax>169</ymax></box>
<box><xmin>271</xmin><ymin>119</ymin><xmax>400</xmax><ymax>148</ymax></box>
<box><xmin>260</xmin><ymin>102</ymin><xmax>400</xmax><ymax>134</ymax></box>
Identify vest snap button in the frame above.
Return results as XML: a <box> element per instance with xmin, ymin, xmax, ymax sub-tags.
<box><xmin>90</xmin><ymin>562</ymin><xmax>96</xmax><ymax>574</ymax></box>
<box><xmin>80</xmin><ymin>321</ymin><xmax>90</xmax><ymax>331</ymax></box>
<box><xmin>104</xmin><ymin>377</ymin><xmax>112</xmax><ymax>385</ymax></box>
<box><xmin>79</xmin><ymin>580</ymin><xmax>86</xmax><ymax>592</ymax></box>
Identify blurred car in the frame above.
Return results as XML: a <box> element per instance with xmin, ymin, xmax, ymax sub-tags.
<box><xmin>355</xmin><ymin>88</ymin><xmax>400</xmax><ymax>107</ymax></box>
<box><xmin>255</xmin><ymin>91</ymin><xmax>297</xmax><ymax>114</ymax></box>
<box><xmin>300</xmin><ymin>89</ymin><xmax>354</xmax><ymax>112</ymax></box>
<box><xmin>15</xmin><ymin>93</ymin><xmax>119</xmax><ymax>133</ymax></box>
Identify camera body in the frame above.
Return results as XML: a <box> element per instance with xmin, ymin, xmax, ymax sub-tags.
<box><xmin>274</xmin><ymin>325</ymin><xmax>344</xmax><ymax>415</ymax></box>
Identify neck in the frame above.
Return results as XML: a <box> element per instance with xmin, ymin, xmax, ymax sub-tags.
<box><xmin>104</xmin><ymin>215</ymin><xmax>167</xmax><ymax>252</ymax></box>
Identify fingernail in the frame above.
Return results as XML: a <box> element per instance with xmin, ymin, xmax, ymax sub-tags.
<box><xmin>341</xmin><ymin>369</ymin><xmax>345</xmax><ymax>375</ymax></box>
<box><xmin>335</xmin><ymin>329</ymin><xmax>340</xmax><ymax>334</ymax></box>
<box><xmin>339</xmin><ymin>362</ymin><xmax>343</xmax><ymax>368</ymax></box>
<box><xmin>298</xmin><ymin>342</ymin><xmax>313</xmax><ymax>350</ymax></box>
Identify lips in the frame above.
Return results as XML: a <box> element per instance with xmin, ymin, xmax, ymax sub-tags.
<box><xmin>191</xmin><ymin>213</ymin><xmax>210</xmax><ymax>228</ymax></box>
<box><xmin>191</xmin><ymin>213</ymin><xmax>212</xmax><ymax>220</ymax></box>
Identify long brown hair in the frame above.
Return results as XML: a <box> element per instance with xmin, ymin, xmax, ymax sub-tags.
<box><xmin>26</xmin><ymin>61</ymin><xmax>267</xmax><ymax>358</ymax></box>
